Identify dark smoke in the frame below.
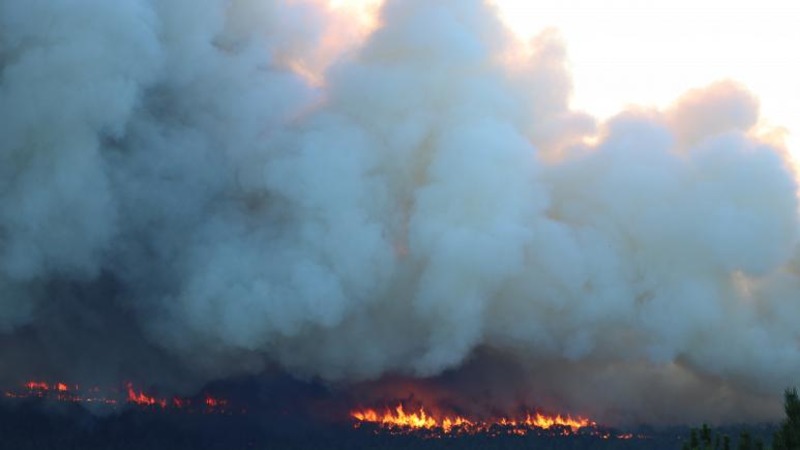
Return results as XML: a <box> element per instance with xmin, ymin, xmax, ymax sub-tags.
<box><xmin>1</xmin><ymin>0</ymin><xmax>798</xmax><ymax>425</ymax></box>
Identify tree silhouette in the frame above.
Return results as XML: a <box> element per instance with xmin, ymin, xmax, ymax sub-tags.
<box><xmin>690</xmin><ymin>428</ymin><xmax>700</xmax><ymax>449</ymax></box>
<box><xmin>738</xmin><ymin>430</ymin><xmax>751</xmax><ymax>450</ymax></box>
<box><xmin>701</xmin><ymin>424</ymin><xmax>713</xmax><ymax>449</ymax></box>
<box><xmin>774</xmin><ymin>388</ymin><xmax>800</xmax><ymax>450</ymax></box>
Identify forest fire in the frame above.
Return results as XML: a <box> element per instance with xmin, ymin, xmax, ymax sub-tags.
<box><xmin>0</xmin><ymin>378</ymin><xmax>653</xmax><ymax>448</ymax></box>
<box><xmin>351</xmin><ymin>403</ymin><xmax>601</xmax><ymax>437</ymax></box>
<box><xmin>3</xmin><ymin>380</ymin><xmax>232</xmax><ymax>413</ymax></box>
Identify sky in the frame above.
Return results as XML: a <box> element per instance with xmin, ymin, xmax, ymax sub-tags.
<box><xmin>494</xmin><ymin>0</ymin><xmax>800</xmax><ymax>152</ymax></box>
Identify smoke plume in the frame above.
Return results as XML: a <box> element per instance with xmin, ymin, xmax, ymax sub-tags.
<box><xmin>1</xmin><ymin>0</ymin><xmax>798</xmax><ymax>425</ymax></box>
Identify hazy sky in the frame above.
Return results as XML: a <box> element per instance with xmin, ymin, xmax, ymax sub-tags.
<box><xmin>329</xmin><ymin>0</ymin><xmax>800</xmax><ymax>153</ymax></box>
<box><xmin>494</xmin><ymin>0</ymin><xmax>800</xmax><ymax>152</ymax></box>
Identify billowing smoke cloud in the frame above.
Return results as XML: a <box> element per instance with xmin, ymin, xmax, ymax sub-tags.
<box><xmin>1</xmin><ymin>0</ymin><xmax>798</xmax><ymax>425</ymax></box>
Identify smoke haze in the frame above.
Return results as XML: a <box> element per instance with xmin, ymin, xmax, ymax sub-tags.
<box><xmin>1</xmin><ymin>0</ymin><xmax>798</xmax><ymax>425</ymax></box>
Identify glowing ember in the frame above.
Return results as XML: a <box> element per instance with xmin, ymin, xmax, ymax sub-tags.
<box><xmin>204</xmin><ymin>395</ymin><xmax>227</xmax><ymax>408</ymax></box>
<box><xmin>351</xmin><ymin>404</ymin><xmax>596</xmax><ymax>437</ymax></box>
<box><xmin>25</xmin><ymin>381</ymin><xmax>49</xmax><ymax>390</ymax></box>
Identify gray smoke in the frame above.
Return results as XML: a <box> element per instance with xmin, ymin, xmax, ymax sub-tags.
<box><xmin>1</xmin><ymin>0</ymin><xmax>798</xmax><ymax>425</ymax></box>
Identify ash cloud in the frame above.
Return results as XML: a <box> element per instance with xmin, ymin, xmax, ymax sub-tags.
<box><xmin>1</xmin><ymin>0</ymin><xmax>798</xmax><ymax>425</ymax></box>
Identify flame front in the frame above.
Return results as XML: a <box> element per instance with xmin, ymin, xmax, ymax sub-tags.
<box><xmin>4</xmin><ymin>380</ymin><xmax>232</xmax><ymax>414</ymax></box>
<box><xmin>353</xmin><ymin>404</ymin><xmax>440</xmax><ymax>430</ymax></box>
<box><xmin>500</xmin><ymin>412</ymin><xmax>594</xmax><ymax>432</ymax></box>
<box><xmin>351</xmin><ymin>404</ymin><xmax>596</xmax><ymax>436</ymax></box>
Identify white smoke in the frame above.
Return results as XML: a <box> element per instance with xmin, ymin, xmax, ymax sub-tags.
<box><xmin>1</xmin><ymin>0</ymin><xmax>798</xmax><ymax>425</ymax></box>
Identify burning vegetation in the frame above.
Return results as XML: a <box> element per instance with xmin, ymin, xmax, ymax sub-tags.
<box><xmin>0</xmin><ymin>375</ymin><xmax>680</xmax><ymax>450</ymax></box>
<box><xmin>350</xmin><ymin>403</ymin><xmax>638</xmax><ymax>440</ymax></box>
<box><xmin>352</xmin><ymin>403</ymin><xmax>591</xmax><ymax>435</ymax></box>
<box><xmin>3</xmin><ymin>378</ymin><xmax>647</xmax><ymax>441</ymax></box>
<box><xmin>3</xmin><ymin>380</ymin><xmax>232</xmax><ymax>414</ymax></box>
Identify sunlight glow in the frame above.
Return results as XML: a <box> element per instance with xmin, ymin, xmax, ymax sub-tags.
<box><xmin>324</xmin><ymin>0</ymin><xmax>800</xmax><ymax>153</ymax></box>
<box><xmin>492</xmin><ymin>0</ymin><xmax>800</xmax><ymax>152</ymax></box>
<box><xmin>327</xmin><ymin>0</ymin><xmax>382</xmax><ymax>31</ymax></box>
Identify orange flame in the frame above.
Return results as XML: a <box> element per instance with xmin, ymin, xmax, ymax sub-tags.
<box><xmin>353</xmin><ymin>404</ymin><xmax>440</xmax><ymax>429</ymax></box>
<box><xmin>126</xmin><ymin>383</ymin><xmax>167</xmax><ymax>408</ymax></box>
<box><xmin>499</xmin><ymin>412</ymin><xmax>594</xmax><ymax>432</ymax></box>
<box><xmin>351</xmin><ymin>404</ymin><xmax>596</xmax><ymax>436</ymax></box>
<box><xmin>6</xmin><ymin>380</ymin><xmax>235</xmax><ymax>414</ymax></box>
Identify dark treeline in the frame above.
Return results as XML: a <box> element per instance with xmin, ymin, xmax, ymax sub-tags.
<box><xmin>2</xmin><ymin>391</ymin><xmax>797</xmax><ymax>450</ymax></box>
<box><xmin>774</xmin><ymin>388</ymin><xmax>800</xmax><ymax>450</ymax></box>
<box><xmin>682</xmin><ymin>388</ymin><xmax>800</xmax><ymax>450</ymax></box>
<box><xmin>0</xmin><ymin>398</ymin><xmax>685</xmax><ymax>450</ymax></box>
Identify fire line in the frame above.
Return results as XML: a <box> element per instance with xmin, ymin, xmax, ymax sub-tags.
<box><xmin>3</xmin><ymin>380</ymin><xmax>232</xmax><ymax>414</ymax></box>
<box><xmin>350</xmin><ymin>404</ymin><xmax>598</xmax><ymax>437</ymax></box>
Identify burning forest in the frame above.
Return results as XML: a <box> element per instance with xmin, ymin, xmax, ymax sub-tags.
<box><xmin>3</xmin><ymin>380</ymin><xmax>233</xmax><ymax>413</ymax></box>
<box><xmin>350</xmin><ymin>404</ymin><xmax>602</xmax><ymax>437</ymax></box>
<box><xmin>0</xmin><ymin>374</ymin><xmax>666</xmax><ymax>450</ymax></box>
<box><xmin>1</xmin><ymin>0</ymin><xmax>800</xmax><ymax>448</ymax></box>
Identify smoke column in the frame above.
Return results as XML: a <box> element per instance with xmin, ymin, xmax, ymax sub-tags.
<box><xmin>1</xmin><ymin>0</ymin><xmax>798</xmax><ymax>425</ymax></box>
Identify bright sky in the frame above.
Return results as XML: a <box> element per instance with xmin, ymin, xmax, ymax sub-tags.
<box><xmin>494</xmin><ymin>0</ymin><xmax>800</xmax><ymax>151</ymax></box>
<box><xmin>327</xmin><ymin>0</ymin><xmax>800</xmax><ymax>152</ymax></box>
